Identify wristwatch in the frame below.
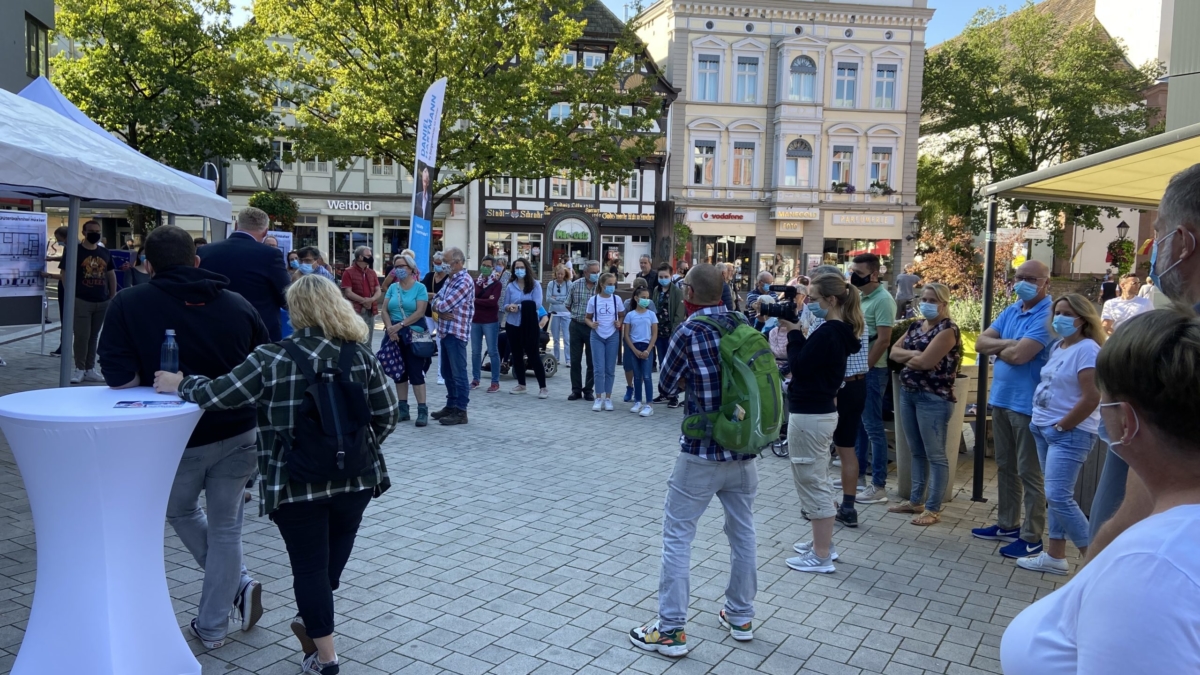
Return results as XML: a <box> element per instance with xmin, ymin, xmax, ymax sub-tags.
<box><xmin>1054</xmin><ymin>423</ymin><xmax>1067</xmax><ymax>432</ymax></box>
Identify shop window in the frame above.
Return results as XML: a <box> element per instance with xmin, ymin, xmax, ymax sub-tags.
<box><xmin>293</xmin><ymin>216</ymin><xmax>318</xmax><ymax>251</ymax></box>
<box><xmin>551</xmin><ymin>218</ymin><xmax>593</xmax><ymax>272</ymax></box>
<box><xmin>822</xmin><ymin>238</ymin><xmax>895</xmax><ymax>283</ymax></box>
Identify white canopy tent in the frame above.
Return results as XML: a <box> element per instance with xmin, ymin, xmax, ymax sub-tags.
<box><xmin>0</xmin><ymin>87</ymin><xmax>233</xmax><ymax>386</ymax></box>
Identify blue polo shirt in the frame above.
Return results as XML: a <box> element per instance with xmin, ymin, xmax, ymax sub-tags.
<box><xmin>989</xmin><ymin>296</ymin><xmax>1053</xmax><ymax>416</ymax></box>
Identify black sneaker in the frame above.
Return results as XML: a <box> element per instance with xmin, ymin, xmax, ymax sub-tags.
<box><xmin>584</xmin><ymin>392</ymin><xmax>595</xmax><ymax>402</ymax></box>
<box><xmin>667</xmin><ymin>398</ymin><xmax>681</xmax><ymax>408</ymax></box>
<box><xmin>301</xmin><ymin>651</ymin><xmax>340</xmax><ymax>674</ymax></box>
<box><xmin>652</xmin><ymin>394</ymin><xmax>668</xmax><ymax>404</ymax></box>
<box><xmin>835</xmin><ymin>505</ymin><xmax>858</xmax><ymax>528</ymax></box>
<box><xmin>439</xmin><ymin>410</ymin><xmax>468</xmax><ymax>426</ymax></box>
<box><xmin>430</xmin><ymin>406</ymin><xmax>455</xmax><ymax>420</ymax></box>
<box><xmin>568</xmin><ymin>391</ymin><xmax>582</xmax><ymax>401</ymax></box>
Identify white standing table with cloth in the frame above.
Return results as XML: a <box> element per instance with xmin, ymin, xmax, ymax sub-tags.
<box><xmin>0</xmin><ymin>386</ymin><xmax>203</xmax><ymax>675</ymax></box>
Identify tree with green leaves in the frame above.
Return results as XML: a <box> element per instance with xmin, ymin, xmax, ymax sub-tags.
<box><xmin>254</xmin><ymin>0</ymin><xmax>669</xmax><ymax>209</ymax></box>
<box><xmin>920</xmin><ymin>2</ymin><xmax>1160</xmax><ymax>242</ymax></box>
<box><xmin>249</xmin><ymin>191</ymin><xmax>300</xmax><ymax>230</ymax></box>
<box><xmin>53</xmin><ymin>0</ymin><xmax>278</xmax><ymax>232</ymax></box>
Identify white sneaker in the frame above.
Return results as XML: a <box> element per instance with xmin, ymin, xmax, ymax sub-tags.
<box><xmin>510</xmin><ymin>385</ymin><xmax>527</xmax><ymax>395</ymax></box>
<box><xmin>437</xmin><ymin>377</ymin><xmax>446</xmax><ymax>385</ymax></box>
<box><xmin>1016</xmin><ymin>551</ymin><xmax>1069</xmax><ymax>576</ymax></box>
<box><xmin>640</xmin><ymin>405</ymin><xmax>654</xmax><ymax>418</ymax></box>
<box><xmin>786</xmin><ymin>550</ymin><xmax>836</xmax><ymax>574</ymax></box>
<box><xmin>832</xmin><ymin>477</ymin><xmax>843</xmax><ymax>491</ymax></box>
<box><xmin>70</xmin><ymin>369</ymin><xmax>84</xmax><ymax>384</ymax></box>
<box><xmin>603</xmin><ymin>398</ymin><xmax>614</xmax><ymax>411</ymax></box>
<box><xmin>832</xmin><ymin>457</ymin><xmax>842</xmax><ymax>468</ymax></box>
<box><xmin>83</xmin><ymin>369</ymin><xmax>105</xmax><ymax>382</ymax></box>
<box><xmin>538</xmin><ymin>388</ymin><xmax>550</xmax><ymax>399</ymax></box>
<box><xmin>592</xmin><ymin>399</ymin><xmax>603</xmax><ymax>412</ymax></box>
<box><xmin>793</xmin><ymin>539</ymin><xmax>839</xmax><ymax>561</ymax></box>
<box><xmin>856</xmin><ymin>486</ymin><xmax>889</xmax><ymax>505</ymax></box>
<box><xmin>630</xmin><ymin>402</ymin><xmax>643</xmax><ymax>413</ymax></box>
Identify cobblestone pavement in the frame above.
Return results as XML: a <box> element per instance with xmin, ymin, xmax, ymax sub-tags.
<box><xmin>0</xmin><ymin>328</ymin><xmax>1073</xmax><ymax>675</ymax></box>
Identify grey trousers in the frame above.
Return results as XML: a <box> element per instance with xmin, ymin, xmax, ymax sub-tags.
<box><xmin>992</xmin><ymin>407</ymin><xmax>1046</xmax><ymax>543</ymax></box>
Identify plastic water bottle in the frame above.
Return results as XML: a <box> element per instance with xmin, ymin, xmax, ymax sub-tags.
<box><xmin>161</xmin><ymin>330</ymin><xmax>179</xmax><ymax>373</ymax></box>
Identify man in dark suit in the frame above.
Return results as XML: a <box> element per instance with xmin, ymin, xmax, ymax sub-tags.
<box><xmin>414</xmin><ymin>166</ymin><xmax>433</xmax><ymax>221</ymax></box>
<box><xmin>198</xmin><ymin>207</ymin><xmax>291</xmax><ymax>340</ymax></box>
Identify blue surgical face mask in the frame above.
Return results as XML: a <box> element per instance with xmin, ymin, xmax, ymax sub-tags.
<box><xmin>515</xmin><ymin>269</ymin><xmax>526</xmax><ymax>279</ymax></box>
<box><xmin>138</xmin><ymin>255</ymin><xmax>146</xmax><ymax>263</ymax></box>
<box><xmin>658</xmin><ymin>278</ymin><xmax>670</xmax><ymax>287</ymax></box>
<box><xmin>637</xmin><ymin>297</ymin><xmax>650</xmax><ymax>308</ymax></box>
<box><xmin>1150</xmin><ymin>229</ymin><xmax>1194</xmax><ymax>290</ymax></box>
<box><xmin>395</xmin><ymin>268</ymin><xmax>409</xmax><ymax>280</ymax></box>
<box><xmin>589</xmin><ymin>273</ymin><xmax>599</xmax><ymax>283</ymax></box>
<box><xmin>919</xmin><ymin>302</ymin><xmax>939</xmax><ymax>320</ymax></box>
<box><xmin>1013</xmin><ymin>280</ymin><xmax>1039</xmax><ymax>301</ymax></box>
<box><xmin>299</xmin><ymin>263</ymin><xmax>314</xmax><ymax>275</ymax></box>
<box><xmin>1052</xmin><ymin>315</ymin><xmax>1078</xmax><ymax>337</ymax></box>
<box><xmin>604</xmin><ymin>285</ymin><xmax>615</xmax><ymax>295</ymax></box>
<box><xmin>806</xmin><ymin>301</ymin><xmax>827</xmax><ymax>319</ymax></box>
<box><xmin>434</xmin><ymin>263</ymin><xmax>447</xmax><ymax>273</ymax></box>
<box><xmin>289</xmin><ymin>259</ymin><xmax>300</xmax><ymax>270</ymax></box>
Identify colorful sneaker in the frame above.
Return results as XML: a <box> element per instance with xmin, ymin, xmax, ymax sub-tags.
<box><xmin>487</xmin><ymin>383</ymin><xmax>500</xmax><ymax>393</ymax></box>
<box><xmin>971</xmin><ymin>524</ymin><xmax>1021</xmax><ymax>543</ymax></box>
<box><xmin>793</xmin><ymin>539</ymin><xmax>839</xmax><ymax>561</ymax></box>
<box><xmin>1015</xmin><ymin>550</ymin><xmax>1069</xmax><ymax>575</ymax></box>
<box><xmin>629</xmin><ymin>619</ymin><xmax>687</xmax><ymax>657</ymax></box>
<box><xmin>189</xmin><ymin>618</ymin><xmax>224</xmax><ymax>649</ymax></box>
<box><xmin>786</xmin><ymin>550</ymin><xmax>836</xmax><ymax>574</ymax></box>
<box><xmin>623</xmin><ymin>386</ymin><xmax>634</xmax><ymax>402</ymax></box>
<box><xmin>470</xmin><ymin>380</ymin><xmax>480</xmax><ymax>390</ymax></box>
<box><xmin>718</xmin><ymin>609</ymin><xmax>753</xmax><ymax>641</ymax></box>
<box><xmin>300</xmin><ymin>651</ymin><xmax>341</xmax><ymax>674</ymax></box>
<box><xmin>1001</xmin><ymin>539</ymin><xmax>1044</xmax><ymax>559</ymax></box>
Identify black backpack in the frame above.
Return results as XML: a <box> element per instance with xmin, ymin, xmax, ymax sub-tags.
<box><xmin>279</xmin><ymin>340</ymin><xmax>374</xmax><ymax>483</ymax></box>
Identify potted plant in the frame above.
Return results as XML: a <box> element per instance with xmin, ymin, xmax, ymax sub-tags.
<box><xmin>868</xmin><ymin>181</ymin><xmax>896</xmax><ymax>196</ymax></box>
<box><xmin>1106</xmin><ymin>238</ymin><xmax>1136</xmax><ymax>276</ymax></box>
<box><xmin>830</xmin><ymin>181</ymin><xmax>856</xmax><ymax>195</ymax></box>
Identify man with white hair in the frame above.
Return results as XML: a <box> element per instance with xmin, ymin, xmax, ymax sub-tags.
<box><xmin>430</xmin><ymin>247</ymin><xmax>475</xmax><ymax>425</ymax></box>
<box><xmin>341</xmin><ymin>245</ymin><xmax>381</xmax><ymax>345</ymax></box>
<box><xmin>198</xmin><ymin>207</ymin><xmax>291</xmax><ymax>341</ymax></box>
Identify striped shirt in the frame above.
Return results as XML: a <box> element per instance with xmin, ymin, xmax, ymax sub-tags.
<box><xmin>432</xmin><ymin>269</ymin><xmax>475</xmax><ymax>341</ymax></box>
<box><xmin>657</xmin><ymin>305</ymin><xmax>756</xmax><ymax>462</ymax></box>
<box><xmin>177</xmin><ymin>327</ymin><xmax>400</xmax><ymax>515</ymax></box>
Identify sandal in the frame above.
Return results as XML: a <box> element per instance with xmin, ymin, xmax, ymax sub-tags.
<box><xmin>887</xmin><ymin>503</ymin><xmax>924</xmax><ymax>514</ymax></box>
<box><xmin>911</xmin><ymin>511</ymin><xmax>941</xmax><ymax>526</ymax></box>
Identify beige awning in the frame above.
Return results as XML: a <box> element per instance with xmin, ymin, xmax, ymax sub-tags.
<box><xmin>981</xmin><ymin>122</ymin><xmax>1200</xmax><ymax>210</ymax></box>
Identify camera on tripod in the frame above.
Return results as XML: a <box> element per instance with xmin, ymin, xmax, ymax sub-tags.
<box><xmin>757</xmin><ymin>284</ymin><xmax>800</xmax><ymax>323</ymax></box>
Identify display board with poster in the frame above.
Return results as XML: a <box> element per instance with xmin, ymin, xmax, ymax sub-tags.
<box><xmin>267</xmin><ymin>230</ymin><xmax>293</xmax><ymax>255</ymax></box>
<box><xmin>0</xmin><ymin>211</ymin><xmax>49</xmax><ymax>327</ymax></box>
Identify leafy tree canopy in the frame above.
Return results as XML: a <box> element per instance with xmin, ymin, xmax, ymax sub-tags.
<box><xmin>920</xmin><ymin>2</ymin><xmax>1160</xmax><ymax>239</ymax></box>
<box><xmin>53</xmin><ymin>0</ymin><xmax>278</xmax><ymax>175</ymax></box>
<box><xmin>254</xmin><ymin>0</ymin><xmax>668</xmax><ymax>207</ymax></box>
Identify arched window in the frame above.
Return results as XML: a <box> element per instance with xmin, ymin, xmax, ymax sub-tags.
<box><xmin>784</xmin><ymin>139</ymin><xmax>812</xmax><ymax>187</ymax></box>
<box><xmin>788</xmin><ymin>56</ymin><xmax>817</xmax><ymax>102</ymax></box>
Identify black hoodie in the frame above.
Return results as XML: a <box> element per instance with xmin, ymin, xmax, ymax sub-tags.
<box><xmin>98</xmin><ymin>266</ymin><xmax>270</xmax><ymax>447</ymax></box>
<box><xmin>786</xmin><ymin>319</ymin><xmax>862</xmax><ymax>414</ymax></box>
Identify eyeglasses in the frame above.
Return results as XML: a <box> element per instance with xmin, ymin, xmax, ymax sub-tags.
<box><xmin>1013</xmin><ymin>275</ymin><xmax>1045</xmax><ymax>283</ymax></box>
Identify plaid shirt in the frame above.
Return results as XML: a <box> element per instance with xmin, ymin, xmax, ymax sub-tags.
<box><xmin>178</xmin><ymin>327</ymin><xmax>400</xmax><ymax>516</ymax></box>
<box><xmin>810</xmin><ymin>317</ymin><xmax>870</xmax><ymax>377</ymax></box>
<box><xmin>566</xmin><ymin>278</ymin><xmax>597</xmax><ymax>323</ymax></box>
<box><xmin>432</xmin><ymin>269</ymin><xmax>475</xmax><ymax>341</ymax></box>
<box><xmin>658</xmin><ymin>305</ymin><xmax>755</xmax><ymax>462</ymax></box>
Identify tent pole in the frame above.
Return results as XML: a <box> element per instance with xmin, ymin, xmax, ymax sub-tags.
<box><xmin>972</xmin><ymin>197</ymin><xmax>999</xmax><ymax>502</ymax></box>
<box><xmin>168</xmin><ymin>214</ymin><xmax>176</xmax><ymax>226</ymax></box>
<box><xmin>59</xmin><ymin>197</ymin><xmax>80</xmax><ymax>388</ymax></box>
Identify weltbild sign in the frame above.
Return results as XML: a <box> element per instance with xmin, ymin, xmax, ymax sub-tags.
<box><xmin>327</xmin><ymin>200</ymin><xmax>372</xmax><ymax>211</ymax></box>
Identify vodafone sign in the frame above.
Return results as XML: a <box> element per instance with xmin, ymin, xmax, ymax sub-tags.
<box><xmin>686</xmin><ymin>209</ymin><xmax>757</xmax><ymax>224</ymax></box>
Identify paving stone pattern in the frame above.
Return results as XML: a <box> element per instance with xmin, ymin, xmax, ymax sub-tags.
<box><xmin>0</xmin><ymin>330</ymin><xmax>1074</xmax><ymax>674</ymax></box>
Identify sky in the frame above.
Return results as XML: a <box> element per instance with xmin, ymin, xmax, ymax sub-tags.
<box><xmin>229</xmin><ymin>0</ymin><xmax>1045</xmax><ymax>48</ymax></box>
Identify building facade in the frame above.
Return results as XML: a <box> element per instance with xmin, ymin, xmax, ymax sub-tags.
<box><xmin>637</xmin><ymin>0</ymin><xmax>933</xmax><ymax>287</ymax></box>
<box><xmin>1</xmin><ymin>0</ymin><xmax>54</xmax><ymax>95</ymax></box>
<box><xmin>472</xmin><ymin>1</ymin><xmax>677</xmax><ymax>283</ymax></box>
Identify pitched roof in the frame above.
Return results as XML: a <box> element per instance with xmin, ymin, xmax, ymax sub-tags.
<box><xmin>577</xmin><ymin>0</ymin><xmax>627</xmax><ymax>40</ymax></box>
<box><xmin>931</xmin><ymin>0</ymin><xmax>1128</xmax><ymax>67</ymax></box>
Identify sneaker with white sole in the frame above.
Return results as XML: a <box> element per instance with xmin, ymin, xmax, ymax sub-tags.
<box><xmin>510</xmin><ymin>385</ymin><xmax>527</xmax><ymax>394</ymax></box>
<box><xmin>786</xmin><ymin>550</ymin><xmax>836</xmax><ymax>574</ymax></box>
<box><xmin>604</xmin><ymin>398</ymin><xmax>614</xmax><ymax>411</ymax></box>
<box><xmin>437</xmin><ymin>377</ymin><xmax>446</xmax><ymax>385</ymax></box>
<box><xmin>83</xmin><ymin>368</ymin><xmax>105</xmax><ymax>382</ymax></box>
<box><xmin>70</xmin><ymin>368</ymin><xmax>85</xmax><ymax>384</ymax></box>
<box><xmin>300</xmin><ymin>651</ymin><xmax>341</xmax><ymax>674</ymax></box>
<box><xmin>592</xmin><ymin>399</ymin><xmax>603</xmax><ymax>412</ymax></box>
<box><xmin>538</xmin><ymin>388</ymin><xmax>549</xmax><ymax>399</ymax></box>
<box><xmin>234</xmin><ymin>579</ymin><xmax>263</xmax><ymax>632</ymax></box>
<box><xmin>189</xmin><ymin>618</ymin><xmax>225</xmax><ymax>649</ymax></box>
<box><xmin>718</xmin><ymin>609</ymin><xmax>753</xmax><ymax>641</ymax></box>
<box><xmin>793</xmin><ymin>539</ymin><xmax>839</xmax><ymax>561</ymax></box>
<box><xmin>629</xmin><ymin>619</ymin><xmax>687</xmax><ymax>657</ymax></box>
<box><xmin>855</xmin><ymin>485</ymin><xmax>889</xmax><ymax>505</ymax></box>
<box><xmin>1015</xmin><ymin>551</ymin><xmax>1069</xmax><ymax>576</ymax></box>
<box><xmin>640</xmin><ymin>405</ymin><xmax>654</xmax><ymax>418</ymax></box>
<box><xmin>630</xmin><ymin>402</ymin><xmax>643</xmax><ymax>413</ymax></box>
<box><xmin>291</xmin><ymin>615</ymin><xmax>317</xmax><ymax>659</ymax></box>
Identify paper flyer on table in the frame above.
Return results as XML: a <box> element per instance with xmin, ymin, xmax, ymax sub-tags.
<box><xmin>114</xmin><ymin>401</ymin><xmax>187</xmax><ymax>408</ymax></box>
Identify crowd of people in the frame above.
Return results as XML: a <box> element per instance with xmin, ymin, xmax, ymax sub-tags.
<box><xmin>37</xmin><ymin>157</ymin><xmax>1200</xmax><ymax>672</ymax></box>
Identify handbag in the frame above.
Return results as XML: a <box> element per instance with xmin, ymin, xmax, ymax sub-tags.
<box><xmin>395</xmin><ymin>293</ymin><xmax>437</xmax><ymax>359</ymax></box>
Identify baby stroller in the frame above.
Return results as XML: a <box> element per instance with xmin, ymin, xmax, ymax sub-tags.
<box><xmin>483</xmin><ymin>326</ymin><xmax>558</xmax><ymax>378</ymax></box>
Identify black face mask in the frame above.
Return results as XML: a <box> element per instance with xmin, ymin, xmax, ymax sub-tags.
<box><xmin>361</xmin><ymin>256</ymin><xmax>374</xmax><ymax>266</ymax></box>
<box><xmin>85</xmin><ymin>232</ymin><xmax>101</xmax><ymax>244</ymax></box>
<box><xmin>850</xmin><ymin>272</ymin><xmax>872</xmax><ymax>288</ymax></box>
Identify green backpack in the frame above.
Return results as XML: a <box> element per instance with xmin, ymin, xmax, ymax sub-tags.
<box><xmin>681</xmin><ymin>313</ymin><xmax>785</xmax><ymax>455</ymax></box>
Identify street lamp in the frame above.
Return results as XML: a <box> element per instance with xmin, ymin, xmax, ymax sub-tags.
<box><xmin>906</xmin><ymin>215</ymin><xmax>920</xmax><ymax>242</ymax></box>
<box><xmin>262</xmin><ymin>159</ymin><xmax>283</xmax><ymax>192</ymax></box>
<box><xmin>1016</xmin><ymin>203</ymin><xmax>1030</xmax><ymax>225</ymax></box>
<box><xmin>1116</xmin><ymin>220</ymin><xmax>1130</xmax><ymax>240</ymax></box>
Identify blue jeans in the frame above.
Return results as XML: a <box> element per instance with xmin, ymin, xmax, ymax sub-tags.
<box><xmin>659</xmin><ymin>452</ymin><xmax>757</xmax><ymax>631</ymax></box>
<box><xmin>629</xmin><ymin>341</ymin><xmax>654</xmax><ymax>403</ymax></box>
<box><xmin>590</xmin><ymin>330</ymin><xmax>620</xmax><ymax>396</ymax></box>
<box><xmin>1088</xmin><ymin>448</ymin><xmax>1128</xmax><ymax>543</ymax></box>
<box><xmin>855</xmin><ymin>367</ymin><xmax>890</xmax><ymax>488</ymax></box>
<box><xmin>166</xmin><ymin>429</ymin><xmax>258</xmax><ymax>641</ymax></box>
<box><xmin>549</xmin><ymin>314</ymin><xmax>569</xmax><ymax>363</ymax></box>
<box><xmin>1030</xmin><ymin>424</ymin><xmax>1094</xmax><ymax>548</ymax></box>
<box><xmin>471</xmin><ymin>321</ymin><xmax>501</xmax><ymax>385</ymax></box>
<box><xmin>898</xmin><ymin>388</ymin><xmax>953</xmax><ymax>512</ymax></box>
<box><xmin>440</xmin><ymin>335</ymin><xmax>469</xmax><ymax>410</ymax></box>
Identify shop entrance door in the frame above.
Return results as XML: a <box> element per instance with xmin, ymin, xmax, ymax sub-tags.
<box><xmin>328</xmin><ymin>228</ymin><xmax>374</xmax><ymax>277</ymax></box>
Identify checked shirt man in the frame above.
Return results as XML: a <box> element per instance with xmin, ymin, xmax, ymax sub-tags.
<box><xmin>630</xmin><ymin>264</ymin><xmax>758</xmax><ymax>657</ymax></box>
<box><xmin>430</xmin><ymin>247</ymin><xmax>476</xmax><ymax>425</ymax></box>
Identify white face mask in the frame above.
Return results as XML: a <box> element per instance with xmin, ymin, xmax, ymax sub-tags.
<box><xmin>1098</xmin><ymin>402</ymin><xmax>1140</xmax><ymax>460</ymax></box>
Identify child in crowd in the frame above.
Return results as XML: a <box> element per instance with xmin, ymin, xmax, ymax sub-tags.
<box><xmin>623</xmin><ymin>285</ymin><xmax>659</xmax><ymax>417</ymax></box>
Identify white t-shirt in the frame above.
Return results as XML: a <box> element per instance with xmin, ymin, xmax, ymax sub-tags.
<box><xmin>1001</xmin><ymin>504</ymin><xmax>1200</xmax><ymax>675</ymax></box>
<box><xmin>624</xmin><ymin>308</ymin><xmax>658</xmax><ymax>344</ymax></box>
<box><xmin>586</xmin><ymin>294</ymin><xmax>624</xmax><ymax>339</ymax></box>
<box><xmin>1031</xmin><ymin>339</ymin><xmax>1101</xmax><ymax>433</ymax></box>
<box><xmin>1101</xmin><ymin>296</ymin><xmax>1153</xmax><ymax>328</ymax></box>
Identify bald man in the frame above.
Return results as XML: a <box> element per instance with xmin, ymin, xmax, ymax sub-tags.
<box><xmin>971</xmin><ymin>259</ymin><xmax>1053</xmax><ymax>560</ymax></box>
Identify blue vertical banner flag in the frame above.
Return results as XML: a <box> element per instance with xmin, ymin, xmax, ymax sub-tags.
<box><xmin>409</xmin><ymin>78</ymin><xmax>448</xmax><ymax>273</ymax></box>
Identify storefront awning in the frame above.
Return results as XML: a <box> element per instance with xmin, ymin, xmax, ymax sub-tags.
<box><xmin>980</xmin><ymin>121</ymin><xmax>1200</xmax><ymax>210</ymax></box>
